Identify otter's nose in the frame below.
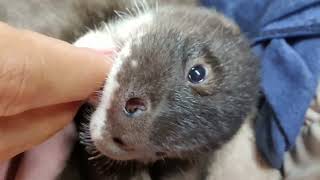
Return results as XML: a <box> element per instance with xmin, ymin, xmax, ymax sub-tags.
<box><xmin>124</xmin><ymin>97</ymin><xmax>146</xmax><ymax>117</ymax></box>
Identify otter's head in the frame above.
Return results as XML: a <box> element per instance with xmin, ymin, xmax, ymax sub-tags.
<box><xmin>75</xmin><ymin>6</ymin><xmax>259</xmax><ymax>164</ymax></box>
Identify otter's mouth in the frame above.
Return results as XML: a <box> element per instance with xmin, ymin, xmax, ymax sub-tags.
<box><xmin>79</xmin><ymin>120</ymin><xmax>164</xmax><ymax>164</ymax></box>
<box><xmin>93</xmin><ymin>138</ymin><xmax>170</xmax><ymax>164</ymax></box>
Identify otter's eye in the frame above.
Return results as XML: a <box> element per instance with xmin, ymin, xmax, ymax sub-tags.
<box><xmin>188</xmin><ymin>65</ymin><xmax>206</xmax><ymax>83</ymax></box>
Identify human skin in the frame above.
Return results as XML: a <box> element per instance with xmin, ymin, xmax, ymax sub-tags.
<box><xmin>0</xmin><ymin>22</ymin><xmax>112</xmax><ymax>161</ymax></box>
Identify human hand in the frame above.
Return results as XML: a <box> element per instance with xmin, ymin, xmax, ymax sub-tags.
<box><xmin>0</xmin><ymin>22</ymin><xmax>112</xmax><ymax>161</ymax></box>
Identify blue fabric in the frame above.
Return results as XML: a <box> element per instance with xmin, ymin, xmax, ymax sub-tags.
<box><xmin>200</xmin><ymin>0</ymin><xmax>320</xmax><ymax>169</ymax></box>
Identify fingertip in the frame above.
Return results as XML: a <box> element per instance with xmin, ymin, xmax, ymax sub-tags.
<box><xmin>66</xmin><ymin>46</ymin><xmax>113</xmax><ymax>94</ymax></box>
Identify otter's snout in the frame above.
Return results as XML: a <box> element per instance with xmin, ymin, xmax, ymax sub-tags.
<box><xmin>107</xmin><ymin>97</ymin><xmax>148</xmax><ymax>151</ymax></box>
<box><xmin>89</xmin><ymin>92</ymin><xmax>155</xmax><ymax>161</ymax></box>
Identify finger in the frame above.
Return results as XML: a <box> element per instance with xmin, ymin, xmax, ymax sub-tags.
<box><xmin>0</xmin><ymin>22</ymin><xmax>111</xmax><ymax>116</ymax></box>
<box><xmin>0</xmin><ymin>102</ymin><xmax>80</xmax><ymax>161</ymax></box>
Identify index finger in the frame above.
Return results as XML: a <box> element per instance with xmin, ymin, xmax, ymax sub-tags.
<box><xmin>0</xmin><ymin>22</ymin><xmax>111</xmax><ymax>116</ymax></box>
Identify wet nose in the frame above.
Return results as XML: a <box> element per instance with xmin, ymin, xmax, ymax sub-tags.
<box><xmin>124</xmin><ymin>97</ymin><xmax>146</xmax><ymax>117</ymax></box>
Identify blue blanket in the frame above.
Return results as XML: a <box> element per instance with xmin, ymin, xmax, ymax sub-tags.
<box><xmin>200</xmin><ymin>0</ymin><xmax>320</xmax><ymax>169</ymax></box>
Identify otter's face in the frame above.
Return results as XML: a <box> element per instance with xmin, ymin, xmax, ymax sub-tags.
<box><xmin>76</xmin><ymin>7</ymin><xmax>259</xmax><ymax>163</ymax></box>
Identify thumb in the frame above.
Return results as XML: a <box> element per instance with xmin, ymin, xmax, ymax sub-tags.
<box><xmin>0</xmin><ymin>22</ymin><xmax>111</xmax><ymax>116</ymax></box>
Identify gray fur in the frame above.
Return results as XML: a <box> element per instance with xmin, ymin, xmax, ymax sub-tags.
<box><xmin>77</xmin><ymin>6</ymin><xmax>261</xmax><ymax>180</ymax></box>
<box><xmin>107</xmin><ymin>6</ymin><xmax>258</xmax><ymax>157</ymax></box>
<box><xmin>0</xmin><ymin>0</ymin><xmax>197</xmax><ymax>42</ymax></box>
<box><xmin>0</xmin><ymin>1</ymin><xmax>265</xmax><ymax>179</ymax></box>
